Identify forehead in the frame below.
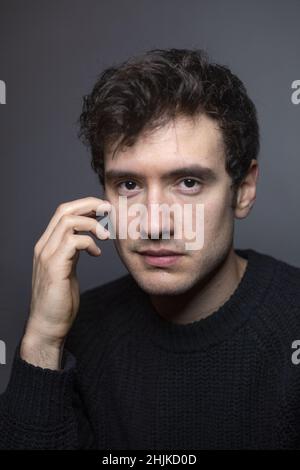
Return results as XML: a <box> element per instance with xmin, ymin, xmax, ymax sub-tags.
<box><xmin>104</xmin><ymin>114</ymin><xmax>226</xmax><ymax>176</ymax></box>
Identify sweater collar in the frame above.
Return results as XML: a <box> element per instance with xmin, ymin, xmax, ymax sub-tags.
<box><xmin>127</xmin><ymin>248</ymin><xmax>277</xmax><ymax>353</ymax></box>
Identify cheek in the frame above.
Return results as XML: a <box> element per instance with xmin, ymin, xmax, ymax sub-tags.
<box><xmin>202</xmin><ymin>194</ymin><xmax>233</xmax><ymax>236</ymax></box>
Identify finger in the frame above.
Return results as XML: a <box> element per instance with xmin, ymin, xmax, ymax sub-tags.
<box><xmin>51</xmin><ymin>234</ymin><xmax>102</xmax><ymax>262</ymax></box>
<box><xmin>35</xmin><ymin>197</ymin><xmax>112</xmax><ymax>254</ymax></box>
<box><xmin>39</xmin><ymin>214</ymin><xmax>110</xmax><ymax>258</ymax></box>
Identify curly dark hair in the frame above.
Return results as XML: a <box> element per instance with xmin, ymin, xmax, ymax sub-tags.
<box><xmin>79</xmin><ymin>48</ymin><xmax>259</xmax><ymax>205</ymax></box>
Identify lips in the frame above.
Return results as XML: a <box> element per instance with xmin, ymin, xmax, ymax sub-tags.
<box><xmin>137</xmin><ymin>249</ymin><xmax>184</xmax><ymax>267</ymax></box>
<box><xmin>138</xmin><ymin>249</ymin><xmax>183</xmax><ymax>256</ymax></box>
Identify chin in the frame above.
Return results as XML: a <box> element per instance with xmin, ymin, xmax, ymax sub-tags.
<box><xmin>130</xmin><ymin>271</ymin><xmax>195</xmax><ymax>296</ymax></box>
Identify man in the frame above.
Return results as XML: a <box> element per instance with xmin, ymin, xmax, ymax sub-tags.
<box><xmin>0</xmin><ymin>48</ymin><xmax>300</xmax><ymax>449</ymax></box>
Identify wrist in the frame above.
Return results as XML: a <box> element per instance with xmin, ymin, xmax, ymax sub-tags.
<box><xmin>20</xmin><ymin>333</ymin><xmax>64</xmax><ymax>370</ymax></box>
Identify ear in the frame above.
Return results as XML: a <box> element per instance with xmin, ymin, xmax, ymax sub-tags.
<box><xmin>234</xmin><ymin>160</ymin><xmax>259</xmax><ymax>219</ymax></box>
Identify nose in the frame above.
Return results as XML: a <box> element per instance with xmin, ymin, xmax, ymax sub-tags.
<box><xmin>140</xmin><ymin>187</ymin><xmax>175</xmax><ymax>240</ymax></box>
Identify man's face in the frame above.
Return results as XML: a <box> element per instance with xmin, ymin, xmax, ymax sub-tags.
<box><xmin>103</xmin><ymin>114</ymin><xmax>236</xmax><ymax>296</ymax></box>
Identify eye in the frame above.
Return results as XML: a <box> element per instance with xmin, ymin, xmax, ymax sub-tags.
<box><xmin>117</xmin><ymin>180</ymin><xmax>140</xmax><ymax>195</ymax></box>
<box><xmin>178</xmin><ymin>178</ymin><xmax>202</xmax><ymax>193</ymax></box>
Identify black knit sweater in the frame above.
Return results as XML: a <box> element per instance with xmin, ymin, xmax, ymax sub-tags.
<box><xmin>1</xmin><ymin>248</ymin><xmax>300</xmax><ymax>449</ymax></box>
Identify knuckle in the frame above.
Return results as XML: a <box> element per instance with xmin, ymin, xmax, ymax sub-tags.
<box><xmin>39</xmin><ymin>249</ymin><xmax>49</xmax><ymax>264</ymax></box>
<box><xmin>83</xmin><ymin>234</ymin><xmax>91</xmax><ymax>244</ymax></box>
<box><xmin>56</xmin><ymin>202</ymin><xmax>66</xmax><ymax>213</ymax></box>
<box><xmin>86</xmin><ymin>236</ymin><xmax>94</xmax><ymax>248</ymax></box>
<box><xmin>87</xmin><ymin>196</ymin><xmax>100</xmax><ymax>203</ymax></box>
<box><xmin>60</xmin><ymin>213</ymin><xmax>73</xmax><ymax>225</ymax></box>
<box><xmin>33</xmin><ymin>242</ymin><xmax>41</xmax><ymax>256</ymax></box>
<box><xmin>57</xmin><ymin>202</ymin><xmax>69</xmax><ymax>215</ymax></box>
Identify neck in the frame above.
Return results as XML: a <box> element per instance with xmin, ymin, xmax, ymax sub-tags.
<box><xmin>149</xmin><ymin>247</ymin><xmax>248</xmax><ymax>325</ymax></box>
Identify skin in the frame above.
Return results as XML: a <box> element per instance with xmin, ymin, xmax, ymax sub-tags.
<box><xmin>104</xmin><ymin>114</ymin><xmax>258</xmax><ymax>324</ymax></box>
<box><xmin>21</xmin><ymin>197</ymin><xmax>112</xmax><ymax>369</ymax></box>
<box><xmin>21</xmin><ymin>112</ymin><xmax>258</xmax><ymax>370</ymax></box>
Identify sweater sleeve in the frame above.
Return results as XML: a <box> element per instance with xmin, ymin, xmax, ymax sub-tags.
<box><xmin>0</xmin><ymin>344</ymin><xmax>96</xmax><ymax>449</ymax></box>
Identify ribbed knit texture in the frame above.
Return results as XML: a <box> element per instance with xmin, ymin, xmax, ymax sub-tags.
<box><xmin>1</xmin><ymin>248</ymin><xmax>300</xmax><ymax>449</ymax></box>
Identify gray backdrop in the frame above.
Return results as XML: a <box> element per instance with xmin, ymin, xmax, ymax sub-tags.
<box><xmin>0</xmin><ymin>0</ymin><xmax>299</xmax><ymax>392</ymax></box>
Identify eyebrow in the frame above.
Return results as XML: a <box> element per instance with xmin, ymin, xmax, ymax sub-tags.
<box><xmin>105</xmin><ymin>164</ymin><xmax>218</xmax><ymax>184</ymax></box>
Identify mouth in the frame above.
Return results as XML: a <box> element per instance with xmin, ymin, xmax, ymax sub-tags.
<box><xmin>137</xmin><ymin>249</ymin><xmax>185</xmax><ymax>267</ymax></box>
